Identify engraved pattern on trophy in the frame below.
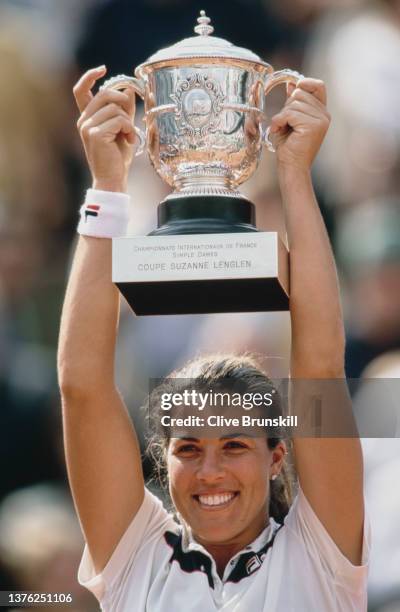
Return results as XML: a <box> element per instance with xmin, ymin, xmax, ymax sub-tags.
<box><xmin>171</xmin><ymin>73</ymin><xmax>225</xmax><ymax>137</ymax></box>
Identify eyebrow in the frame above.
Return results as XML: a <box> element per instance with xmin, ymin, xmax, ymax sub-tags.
<box><xmin>175</xmin><ymin>433</ymin><xmax>255</xmax><ymax>442</ymax></box>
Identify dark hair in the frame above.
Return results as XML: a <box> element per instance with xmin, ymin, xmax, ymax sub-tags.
<box><xmin>146</xmin><ymin>354</ymin><xmax>295</xmax><ymax>524</ymax></box>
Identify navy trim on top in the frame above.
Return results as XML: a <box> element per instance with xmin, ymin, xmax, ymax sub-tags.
<box><xmin>164</xmin><ymin>524</ymin><xmax>282</xmax><ymax>589</ymax></box>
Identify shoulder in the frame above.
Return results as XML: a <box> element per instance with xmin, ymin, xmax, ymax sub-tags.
<box><xmin>275</xmin><ymin>487</ymin><xmax>370</xmax><ymax>589</ymax></box>
<box><xmin>78</xmin><ymin>488</ymin><xmax>178</xmax><ymax>601</ymax></box>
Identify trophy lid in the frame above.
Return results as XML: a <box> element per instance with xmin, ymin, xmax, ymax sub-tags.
<box><xmin>137</xmin><ymin>10</ymin><xmax>270</xmax><ymax>72</ymax></box>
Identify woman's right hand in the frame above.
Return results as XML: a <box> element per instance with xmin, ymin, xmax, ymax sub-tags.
<box><xmin>73</xmin><ymin>66</ymin><xmax>137</xmax><ymax>193</ymax></box>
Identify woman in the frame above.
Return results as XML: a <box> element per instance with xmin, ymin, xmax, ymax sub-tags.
<box><xmin>58</xmin><ymin>66</ymin><xmax>369</xmax><ymax>611</ymax></box>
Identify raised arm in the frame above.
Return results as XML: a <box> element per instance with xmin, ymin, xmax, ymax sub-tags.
<box><xmin>57</xmin><ymin>67</ymin><xmax>144</xmax><ymax>573</ymax></box>
<box><xmin>272</xmin><ymin>79</ymin><xmax>364</xmax><ymax>564</ymax></box>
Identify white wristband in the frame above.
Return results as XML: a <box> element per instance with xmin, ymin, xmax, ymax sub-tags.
<box><xmin>77</xmin><ymin>189</ymin><xmax>130</xmax><ymax>238</ymax></box>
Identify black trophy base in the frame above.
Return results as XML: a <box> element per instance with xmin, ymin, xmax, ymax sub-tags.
<box><xmin>116</xmin><ymin>277</ymin><xmax>289</xmax><ymax>316</ymax></box>
<box><xmin>113</xmin><ymin>195</ymin><xmax>289</xmax><ymax>316</ymax></box>
<box><xmin>150</xmin><ymin>195</ymin><xmax>257</xmax><ymax>235</ymax></box>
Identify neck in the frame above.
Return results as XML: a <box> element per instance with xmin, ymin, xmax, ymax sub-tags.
<box><xmin>203</xmin><ymin>542</ymin><xmax>245</xmax><ymax>578</ymax></box>
<box><xmin>192</xmin><ymin>518</ymin><xmax>270</xmax><ymax>578</ymax></box>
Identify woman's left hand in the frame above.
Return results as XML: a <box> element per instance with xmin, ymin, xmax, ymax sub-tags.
<box><xmin>270</xmin><ymin>78</ymin><xmax>330</xmax><ymax>173</ymax></box>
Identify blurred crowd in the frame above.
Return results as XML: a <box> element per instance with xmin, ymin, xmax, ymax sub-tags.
<box><xmin>0</xmin><ymin>1</ymin><xmax>399</xmax><ymax>610</ymax></box>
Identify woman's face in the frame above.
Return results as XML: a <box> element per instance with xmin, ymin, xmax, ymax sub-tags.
<box><xmin>167</xmin><ymin>435</ymin><xmax>285</xmax><ymax>548</ymax></box>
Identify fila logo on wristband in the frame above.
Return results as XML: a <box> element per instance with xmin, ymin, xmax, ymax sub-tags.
<box><xmin>77</xmin><ymin>189</ymin><xmax>130</xmax><ymax>238</ymax></box>
<box><xmin>84</xmin><ymin>204</ymin><xmax>101</xmax><ymax>221</ymax></box>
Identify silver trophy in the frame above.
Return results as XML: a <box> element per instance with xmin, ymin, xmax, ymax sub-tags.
<box><xmin>105</xmin><ymin>11</ymin><xmax>302</xmax><ymax>315</ymax></box>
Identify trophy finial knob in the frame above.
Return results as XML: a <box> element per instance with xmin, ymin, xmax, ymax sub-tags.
<box><xmin>194</xmin><ymin>10</ymin><xmax>214</xmax><ymax>36</ymax></box>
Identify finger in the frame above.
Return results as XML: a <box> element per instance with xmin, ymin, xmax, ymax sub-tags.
<box><xmin>296</xmin><ymin>78</ymin><xmax>327</xmax><ymax>105</ymax></box>
<box><xmin>73</xmin><ymin>65</ymin><xmax>107</xmax><ymax>113</ymax></box>
<box><xmin>283</xmin><ymin>99</ymin><xmax>327</xmax><ymax>122</ymax></box>
<box><xmin>84</xmin><ymin>115</ymin><xmax>135</xmax><ymax>142</ymax></box>
<box><xmin>92</xmin><ymin>84</ymin><xmax>136</xmax><ymax>117</ymax></box>
<box><xmin>78</xmin><ymin>90</ymin><xmax>132</xmax><ymax>126</ymax></box>
<box><xmin>287</xmin><ymin>88</ymin><xmax>328</xmax><ymax>114</ymax></box>
<box><xmin>270</xmin><ymin>109</ymin><xmax>323</xmax><ymax>133</ymax></box>
<box><xmin>79</xmin><ymin>103</ymin><xmax>132</xmax><ymax>131</ymax></box>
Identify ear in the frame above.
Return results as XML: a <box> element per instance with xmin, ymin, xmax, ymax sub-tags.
<box><xmin>270</xmin><ymin>441</ymin><xmax>287</xmax><ymax>478</ymax></box>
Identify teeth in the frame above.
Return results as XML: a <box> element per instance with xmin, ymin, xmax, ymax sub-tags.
<box><xmin>198</xmin><ymin>493</ymin><xmax>235</xmax><ymax>506</ymax></box>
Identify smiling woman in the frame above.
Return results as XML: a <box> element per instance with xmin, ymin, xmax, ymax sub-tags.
<box><xmin>146</xmin><ymin>354</ymin><xmax>294</xmax><ymax>538</ymax></box>
<box><xmin>57</xmin><ymin>67</ymin><xmax>369</xmax><ymax>611</ymax></box>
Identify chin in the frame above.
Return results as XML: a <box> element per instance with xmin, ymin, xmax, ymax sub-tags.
<box><xmin>186</xmin><ymin>507</ymin><xmax>245</xmax><ymax>544</ymax></box>
<box><xmin>192</xmin><ymin>521</ymin><xmax>239</xmax><ymax>544</ymax></box>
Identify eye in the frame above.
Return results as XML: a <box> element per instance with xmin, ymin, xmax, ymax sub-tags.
<box><xmin>223</xmin><ymin>440</ymin><xmax>248</xmax><ymax>452</ymax></box>
<box><xmin>174</xmin><ymin>444</ymin><xmax>200</xmax><ymax>457</ymax></box>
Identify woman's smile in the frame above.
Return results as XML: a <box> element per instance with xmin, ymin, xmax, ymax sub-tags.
<box><xmin>193</xmin><ymin>491</ymin><xmax>239</xmax><ymax>510</ymax></box>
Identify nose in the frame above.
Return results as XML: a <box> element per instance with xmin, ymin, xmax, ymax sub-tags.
<box><xmin>196</xmin><ymin>447</ymin><xmax>226</xmax><ymax>483</ymax></box>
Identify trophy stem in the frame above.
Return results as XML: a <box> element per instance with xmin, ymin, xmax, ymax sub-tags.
<box><xmin>149</xmin><ymin>196</ymin><xmax>257</xmax><ymax>236</ymax></box>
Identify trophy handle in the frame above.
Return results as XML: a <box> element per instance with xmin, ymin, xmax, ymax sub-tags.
<box><xmin>100</xmin><ymin>74</ymin><xmax>146</xmax><ymax>157</ymax></box>
<box><xmin>262</xmin><ymin>69</ymin><xmax>304</xmax><ymax>153</ymax></box>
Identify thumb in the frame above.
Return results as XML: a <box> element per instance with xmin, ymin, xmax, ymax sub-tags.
<box><xmin>123</xmin><ymin>88</ymin><xmax>138</xmax><ymax>144</ymax></box>
<box><xmin>286</xmin><ymin>82</ymin><xmax>296</xmax><ymax>98</ymax></box>
<box><xmin>270</xmin><ymin>111</ymin><xmax>289</xmax><ymax>134</ymax></box>
<box><xmin>126</xmin><ymin>86</ymin><xmax>137</xmax><ymax>118</ymax></box>
<box><xmin>125</xmin><ymin>129</ymin><xmax>137</xmax><ymax>145</ymax></box>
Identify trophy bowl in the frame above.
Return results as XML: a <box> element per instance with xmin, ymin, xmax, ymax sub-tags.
<box><xmin>102</xmin><ymin>10</ymin><xmax>302</xmax><ymax>236</ymax></box>
<box><xmin>144</xmin><ymin>64</ymin><xmax>265</xmax><ymax>199</ymax></box>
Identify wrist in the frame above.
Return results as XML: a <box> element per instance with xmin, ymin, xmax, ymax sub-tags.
<box><xmin>277</xmin><ymin>164</ymin><xmax>313</xmax><ymax>193</ymax></box>
<box><xmin>77</xmin><ymin>188</ymin><xmax>130</xmax><ymax>238</ymax></box>
<box><xmin>93</xmin><ymin>179</ymin><xmax>128</xmax><ymax>194</ymax></box>
<box><xmin>277</xmin><ymin>162</ymin><xmax>311</xmax><ymax>181</ymax></box>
